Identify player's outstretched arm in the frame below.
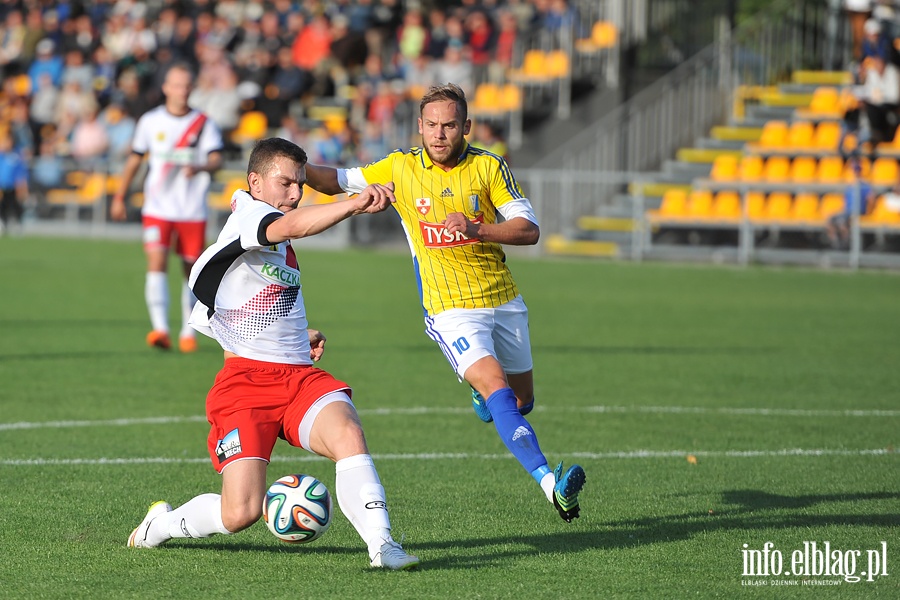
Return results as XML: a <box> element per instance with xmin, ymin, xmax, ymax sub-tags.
<box><xmin>265</xmin><ymin>183</ymin><xmax>395</xmax><ymax>243</ymax></box>
<box><xmin>304</xmin><ymin>163</ymin><xmax>345</xmax><ymax>196</ymax></box>
<box><xmin>444</xmin><ymin>213</ymin><xmax>540</xmax><ymax>246</ymax></box>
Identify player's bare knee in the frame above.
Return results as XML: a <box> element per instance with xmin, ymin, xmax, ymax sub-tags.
<box><xmin>321</xmin><ymin>419</ymin><xmax>368</xmax><ymax>462</ymax></box>
<box><xmin>221</xmin><ymin>502</ymin><xmax>262</xmax><ymax>532</ymax></box>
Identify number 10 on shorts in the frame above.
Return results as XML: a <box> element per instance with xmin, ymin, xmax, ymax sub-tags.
<box><xmin>452</xmin><ymin>337</ymin><xmax>470</xmax><ymax>355</ymax></box>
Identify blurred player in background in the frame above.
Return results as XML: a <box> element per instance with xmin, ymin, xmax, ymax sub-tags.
<box><xmin>110</xmin><ymin>62</ymin><xmax>224</xmax><ymax>353</ymax></box>
<box><xmin>127</xmin><ymin>138</ymin><xmax>419</xmax><ymax>570</ymax></box>
<box><xmin>304</xmin><ymin>83</ymin><xmax>587</xmax><ymax>523</ymax></box>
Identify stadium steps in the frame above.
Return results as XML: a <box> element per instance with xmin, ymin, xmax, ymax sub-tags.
<box><xmin>695</xmin><ymin>138</ymin><xmax>747</xmax><ymax>150</ymax></box>
<box><xmin>791</xmin><ymin>70</ymin><xmax>853</xmax><ymax>86</ymax></box>
<box><xmin>674</xmin><ymin>148</ymin><xmax>743</xmax><ymax>163</ymax></box>
<box><xmin>544</xmin><ymin>233</ymin><xmax>621</xmax><ymax>257</ymax></box>
<box><xmin>661</xmin><ymin>159</ymin><xmax>711</xmax><ymax>179</ymax></box>
<box><xmin>710</xmin><ymin>126</ymin><xmax>763</xmax><ymax>142</ymax></box>
<box><xmin>628</xmin><ymin>181</ymin><xmax>693</xmax><ymax>197</ymax></box>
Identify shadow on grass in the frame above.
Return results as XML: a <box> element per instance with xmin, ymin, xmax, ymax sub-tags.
<box><xmin>530</xmin><ymin>345</ymin><xmax>778</xmax><ymax>356</ymax></box>
<box><xmin>0</xmin><ymin>318</ymin><xmax>146</xmax><ymax>328</ymax></box>
<box><xmin>162</xmin><ymin>490</ymin><xmax>899</xmax><ymax>571</ymax></box>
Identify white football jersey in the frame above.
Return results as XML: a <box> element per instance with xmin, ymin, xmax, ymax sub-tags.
<box><xmin>131</xmin><ymin>106</ymin><xmax>224</xmax><ymax>221</ymax></box>
<box><xmin>188</xmin><ymin>190</ymin><xmax>313</xmax><ymax>364</ymax></box>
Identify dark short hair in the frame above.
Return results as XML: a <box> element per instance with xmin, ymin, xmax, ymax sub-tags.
<box><xmin>247</xmin><ymin>137</ymin><xmax>308</xmax><ymax>177</ymax></box>
<box><xmin>164</xmin><ymin>61</ymin><xmax>196</xmax><ymax>82</ymax></box>
<box><xmin>420</xmin><ymin>83</ymin><xmax>468</xmax><ymax>122</ymax></box>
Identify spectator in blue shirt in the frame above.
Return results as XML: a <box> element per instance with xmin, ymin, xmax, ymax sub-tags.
<box><xmin>0</xmin><ymin>133</ymin><xmax>29</xmax><ymax>235</ymax></box>
<box><xmin>27</xmin><ymin>38</ymin><xmax>64</xmax><ymax>90</ymax></box>
<box><xmin>827</xmin><ymin>156</ymin><xmax>875</xmax><ymax>249</ymax></box>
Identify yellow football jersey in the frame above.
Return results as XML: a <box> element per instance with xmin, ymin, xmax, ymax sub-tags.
<box><xmin>354</xmin><ymin>143</ymin><xmax>527</xmax><ymax>315</ymax></box>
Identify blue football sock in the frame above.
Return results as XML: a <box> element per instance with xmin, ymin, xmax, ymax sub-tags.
<box><xmin>486</xmin><ymin>388</ymin><xmax>548</xmax><ymax>475</ymax></box>
<box><xmin>518</xmin><ymin>400</ymin><xmax>534</xmax><ymax>416</ymax></box>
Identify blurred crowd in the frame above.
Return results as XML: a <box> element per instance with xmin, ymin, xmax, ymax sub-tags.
<box><xmin>846</xmin><ymin>0</ymin><xmax>900</xmax><ymax>147</ymax></box>
<box><xmin>0</xmin><ymin>0</ymin><xmax>590</xmax><ymax>212</ymax></box>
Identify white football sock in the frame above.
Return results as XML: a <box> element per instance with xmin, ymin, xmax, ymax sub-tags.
<box><xmin>145</xmin><ymin>271</ymin><xmax>169</xmax><ymax>333</ymax></box>
<box><xmin>334</xmin><ymin>454</ymin><xmax>393</xmax><ymax>557</ymax></box>
<box><xmin>180</xmin><ymin>281</ymin><xmax>197</xmax><ymax>339</ymax></box>
<box><xmin>149</xmin><ymin>493</ymin><xmax>231</xmax><ymax>545</ymax></box>
<box><xmin>540</xmin><ymin>472</ymin><xmax>556</xmax><ymax>503</ymax></box>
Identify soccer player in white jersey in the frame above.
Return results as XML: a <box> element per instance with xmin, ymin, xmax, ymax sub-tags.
<box><xmin>110</xmin><ymin>62</ymin><xmax>224</xmax><ymax>354</ymax></box>
<box><xmin>303</xmin><ymin>84</ymin><xmax>586</xmax><ymax>523</ymax></box>
<box><xmin>126</xmin><ymin>138</ymin><xmax>419</xmax><ymax>570</ymax></box>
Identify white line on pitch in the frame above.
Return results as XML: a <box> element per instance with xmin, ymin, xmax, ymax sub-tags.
<box><xmin>1</xmin><ymin>404</ymin><xmax>898</xmax><ymax>431</ymax></box>
<box><xmin>0</xmin><ymin>448</ymin><xmax>894</xmax><ymax>466</ymax></box>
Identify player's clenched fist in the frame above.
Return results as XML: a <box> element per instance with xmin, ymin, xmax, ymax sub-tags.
<box><xmin>443</xmin><ymin>211</ymin><xmax>480</xmax><ymax>239</ymax></box>
<box><xmin>355</xmin><ymin>181</ymin><xmax>396</xmax><ymax>214</ymax></box>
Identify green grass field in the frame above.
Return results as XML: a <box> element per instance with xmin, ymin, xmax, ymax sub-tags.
<box><xmin>0</xmin><ymin>237</ymin><xmax>898</xmax><ymax>599</ymax></box>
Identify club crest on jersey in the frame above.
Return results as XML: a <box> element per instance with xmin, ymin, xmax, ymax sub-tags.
<box><xmin>415</xmin><ymin>197</ymin><xmax>432</xmax><ymax>215</ymax></box>
<box><xmin>156</xmin><ymin>132</ymin><xmax>165</xmax><ymax>141</ymax></box>
<box><xmin>468</xmin><ymin>194</ymin><xmax>480</xmax><ymax>213</ymax></box>
<box><xmin>419</xmin><ymin>214</ymin><xmax>484</xmax><ymax>248</ymax></box>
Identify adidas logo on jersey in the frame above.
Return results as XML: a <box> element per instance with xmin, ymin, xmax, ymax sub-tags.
<box><xmin>440</xmin><ymin>187</ymin><xmax>453</xmax><ymax>198</ymax></box>
<box><xmin>511</xmin><ymin>426</ymin><xmax>532</xmax><ymax>442</ymax></box>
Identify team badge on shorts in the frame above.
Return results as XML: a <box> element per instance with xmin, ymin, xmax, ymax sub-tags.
<box><xmin>415</xmin><ymin>197</ymin><xmax>431</xmax><ymax>215</ymax></box>
<box><xmin>143</xmin><ymin>225</ymin><xmax>162</xmax><ymax>244</ymax></box>
<box><xmin>216</xmin><ymin>428</ymin><xmax>242</xmax><ymax>463</ymax></box>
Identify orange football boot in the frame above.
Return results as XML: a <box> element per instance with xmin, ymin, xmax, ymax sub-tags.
<box><xmin>146</xmin><ymin>330</ymin><xmax>171</xmax><ymax>350</ymax></box>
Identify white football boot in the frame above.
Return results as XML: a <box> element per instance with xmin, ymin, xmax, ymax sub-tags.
<box><xmin>370</xmin><ymin>539</ymin><xmax>420</xmax><ymax>570</ymax></box>
<box><xmin>127</xmin><ymin>501</ymin><xmax>173</xmax><ymax>548</ymax></box>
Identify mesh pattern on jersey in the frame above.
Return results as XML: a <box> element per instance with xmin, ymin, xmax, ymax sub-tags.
<box><xmin>210</xmin><ymin>284</ymin><xmax>299</xmax><ymax>350</ymax></box>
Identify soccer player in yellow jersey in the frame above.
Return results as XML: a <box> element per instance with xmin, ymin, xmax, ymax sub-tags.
<box><xmin>305</xmin><ymin>83</ymin><xmax>586</xmax><ymax>522</ymax></box>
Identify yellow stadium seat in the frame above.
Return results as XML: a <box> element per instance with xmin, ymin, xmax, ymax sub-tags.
<box><xmin>807</xmin><ymin>87</ymin><xmax>840</xmax><ymax>114</ymax></box>
<box><xmin>739</xmin><ymin>155</ymin><xmax>764</xmax><ymax>182</ymax></box>
<box><xmin>712</xmin><ymin>191</ymin><xmax>741</xmax><ymax>219</ymax></box>
<box><xmin>819</xmin><ymin>193</ymin><xmax>845</xmax><ymax>218</ymax></box>
<box><xmin>764</xmin><ymin>192</ymin><xmax>793</xmax><ymax>221</ymax></box>
<box><xmin>648</xmin><ymin>189</ymin><xmax>688</xmax><ymax>219</ymax></box>
<box><xmin>544</xmin><ymin>50</ymin><xmax>570</xmax><ymax>77</ymax></box>
<box><xmin>862</xmin><ymin>196</ymin><xmax>900</xmax><ymax>224</ymax></box>
<box><xmin>870</xmin><ymin>157</ymin><xmax>899</xmax><ymax>185</ymax></box>
<box><xmin>685</xmin><ymin>189</ymin><xmax>713</xmax><ymax>217</ymax></box>
<box><xmin>11</xmin><ymin>74</ymin><xmax>31</xmax><ymax>96</ymax></box>
<box><xmin>763</xmin><ymin>156</ymin><xmax>791</xmax><ymax>182</ymax></box>
<box><xmin>65</xmin><ymin>170</ymin><xmax>88</xmax><ymax>187</ymax></box>
<box><xmin>843</xmin><ymin>157</ymin><xmax>871</xmax><ymax>182</ymax></box>
<box><xmin>813</xmin><ymin>121</ymin><xmax>841</xmax><ymax>150</ymax></box>
<box><xmin>758</xmin><ymin>121</ymin><xmax>788</xmax><ymax>148</ymax></box>
<box><xmin>577</xmin><ymin>20</ymin><xmax>618</xmax><ymax>52</ymax></box>
<box><xmin>211</xmin><ymin>177</ymin><xmax>247</xmax><ymax>211</ymax></box>
<box><xmin>500</xmin><ymin>84</ymin><xmax>522</xmax><ymax>110</ymax></box>
<box><xmin>790</xmin><ymin>156</ymin><xmax>817</xmax><ymax>183</ymax></box>
<box><xmin>473</xmin><ymin>83</ymin><xmax>501</xmax><ymax>109</ymax></box>
<box><xmin>791</xmin><ymin>193</ymin><xmax>820</xmax><ymax>221</ymax></box>
<box><xmin>817</xmin><ymin>155</ymin><xmax>844</xmax><ymax>183</ymax></box>
<box><xmin>522</xmin><ymin>50</ymin><xmax>547</xmax><ymax>77</ymax></box>
<box><xmin>840</xmin><ymin>132</ymin><xmax>862</xmax><ymax>155</ymax></box>
<box><xmin>592</xmin><ymin>20</ymin><xmax>617</xmax><ymax>48</ymax></box>
<box><xmin>710</xmin><ymin>155</ymin><xmax>739</xmax><ymax>181</ymax></box>
<box><xmin>787</xmin><ymin>121</ymin><xmax>814</xmax><ymax>148</ymax></box>
<box><xmin>78</xmin><ymin>173</ymin><xmax>107</xmax><ymax>201</ymax></box>
<box><xmin>747</xmin><ymin>192</ymin><xmax>767</xmax><ymax>220</ymax></box>
<box><xmin>231</xmin><ymin>111</ymin><xmax>268</xmax><ymax>146</ymax></box>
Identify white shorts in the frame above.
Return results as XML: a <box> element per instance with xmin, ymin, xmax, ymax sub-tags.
<box><xmin>425</xmin><ymin>296</ymin><xmax>533</xmax><ymax>380</ymax></box>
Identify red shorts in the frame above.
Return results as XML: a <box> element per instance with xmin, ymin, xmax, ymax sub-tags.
<box><xmin>205</xmin><ymin>357</ymin><xmax>351</xmax><ymax>473</ymax></box>
<box><xmin>142</xmin><ymin>216</ymin><xmax>206</xmax><ymax>262</ymax></box>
